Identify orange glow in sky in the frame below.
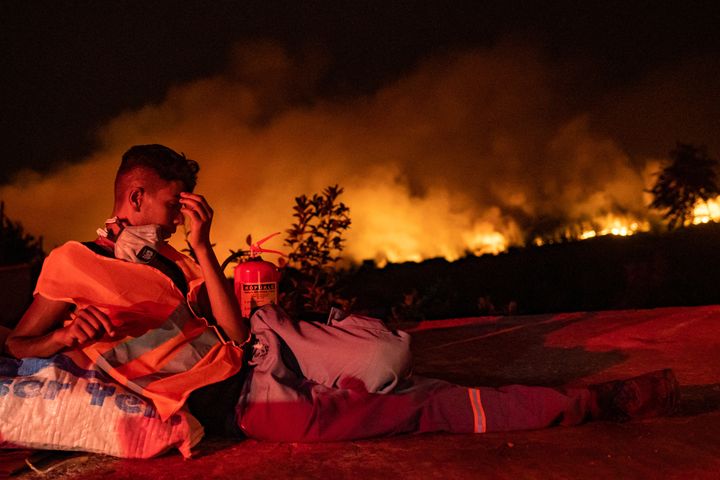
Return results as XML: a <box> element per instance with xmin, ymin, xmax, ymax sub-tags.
<box><xmin>1</xmin><ymin>42</ymin><xmax>699</xmax><ymax>265</ymax></box>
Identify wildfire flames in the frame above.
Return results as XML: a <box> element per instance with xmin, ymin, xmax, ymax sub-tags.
<box><xmin>1</xmin><ymin>42</ymin><xmax>718</xmax><ymax>265</ymax></box>
<box><xmin>534</xmin><ymin>214</ymin><xmax>650</xmax><ymax>247</ymax></box>
<box><xmin>692</xmin><ymin>198</ymin><xmax>720</xmax><ymax>225</ymax></box>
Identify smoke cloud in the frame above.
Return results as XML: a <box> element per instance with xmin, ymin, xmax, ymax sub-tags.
<box><xmin>2</xmin><ymin>41</ymin><xmax>718</xmax><ymax>265</ymax></box>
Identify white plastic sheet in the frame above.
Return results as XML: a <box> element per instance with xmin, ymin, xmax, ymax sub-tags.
<box><xmin>0</xmin><ymin>354</ymin><xmax>203</xmax><ymax>458</ymax></box>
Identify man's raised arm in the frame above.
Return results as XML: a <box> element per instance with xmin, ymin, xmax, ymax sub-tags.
<box><xmin>179</xmin><ymin>192</ymin><xmax>250</xmax><ymax>344</ymax></box>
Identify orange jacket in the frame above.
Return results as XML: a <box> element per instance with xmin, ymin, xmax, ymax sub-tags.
<box><xmin>35</xmin><ymin>241</ymin><xmax>243</xmax><ymax>420</ymax></box>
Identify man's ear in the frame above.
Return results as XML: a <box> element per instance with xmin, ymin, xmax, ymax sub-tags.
<box><xmin>129</xmin><ymin>187</ymin><xmax>144</xmax><ymax>211</ymax></box>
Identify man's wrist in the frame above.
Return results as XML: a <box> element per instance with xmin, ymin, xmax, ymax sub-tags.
<box><xmin>51</xmin><ymin>327</ymin><xmax>72</xmax><ymax>348</ymax></box>
<box><xmin>192</xmin><ymin>243</ymin><xmax>219</xmax><ymax>265</ymax></box>
<box><xmin>190</xmin><ymin>241</ymin><xmax>212</xmax><ymax>257</ymax></box>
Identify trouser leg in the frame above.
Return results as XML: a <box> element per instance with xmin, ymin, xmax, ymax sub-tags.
<box><xmin>236</xmin><ymin>305</ymin><xmax>595</xmax><ymax>441</ymax></box>
<box><xmin>250</xmin><ymin>305</ymin><xmax>412</xmax><ymax>393</ymax></box>
<box><xmin>237</xmin><ymin>371</ymin><xmax>594</xmax><ymax>441</ymax></box>
<box><xmin>237</xmin><ymin>371</ymin><xmax>475</xmax><ymax>441</ymax></box>
<box><xmin>235</xmin><ymin>315</ymin><xmax>595</xmax><ymax>441</ymax></box>
<box><xmin>468</xmin><ymin>385</ymin><xmax>594</xmax><ymax>432</ymax></box>
<box><xmin>235</xmin><ymin>309</ymin><xmax>465</xmax><ymax>441</ymax></box>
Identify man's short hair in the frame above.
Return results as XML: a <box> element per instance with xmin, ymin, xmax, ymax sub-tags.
<box><xmin>117</xmin><ymin>144</ymin><xmax>200</xmax><ymax>193</ymax></box>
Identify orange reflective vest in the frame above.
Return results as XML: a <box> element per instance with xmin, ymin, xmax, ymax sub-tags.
<box><xmin>35</xmin><ymin>241</ymin><xmax>244</xmax><ymax>420</ymax></box>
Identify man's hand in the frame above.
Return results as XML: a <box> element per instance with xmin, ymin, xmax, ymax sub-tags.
<box><xmin>55</xmin><ymin>305</ymin><xmax>115</xmax><ymax>348</ymax></box>
<box><xmin>180</xmin><ymin>192</ymin><xmax>214</xmax><ymax>253</ymax></box>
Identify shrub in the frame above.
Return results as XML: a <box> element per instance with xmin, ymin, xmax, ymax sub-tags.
<box><xmin>0</xmin><ymin>201</ymin><xmax>45</xmax><ymax>266</ymax></box>
<box><xmin>281</xmin><ymin>185</ymin><xmax>352</xmax><ymax>315</ymax></box>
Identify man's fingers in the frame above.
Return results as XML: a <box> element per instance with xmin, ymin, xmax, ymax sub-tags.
<box><xmin>181</xmin><ymin>205</ymin><xmax>204</xmax><ymax>223</ymax></box>
<box><xmin>180</xmin><ymin>193</ymin><xmax>213</xmax><ymax>219</ymax></box>
<box><xmin>180</xmin><ymin>192</ymin><xmax>214</xmax><ymax>249</ymax></box>
<box><xmin>72</xmin><ymin>318</ymin><xmax>98</xmax><ymax>340</ymax></box>
<box><xmin>69</xmin><ymin>330</ymin><xmax>90</xmax><ymax>347</ymax></box>
<box><xmin>72</xmin><ymin>306</ymin><xmax>114</xmax><ymax>338</ymax></box>
<box><xmin>179</xmin><ymin>191</ymin><xmax>207</xmax><ymax>204</ymax></box>
<box><xmin>73</xmin><ymin>310</ymin><xmax>100</xmax><ymax>332</ymax></box>
<box><xmin>84</xmin><ymin>305</ymin><xmax>115</xmax><ymax>336</ymax></box>
<box><xmin>58</xmin><ymin>325</ymin><xmax>84</xmax><ymax>348</ymax></box>
<box><xmin>180</xmin><ymin>200</ymin><xmax>211</xmax><ymax>222</ymax></box>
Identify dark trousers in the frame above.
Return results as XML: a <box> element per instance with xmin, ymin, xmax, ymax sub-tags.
<box><xmin>234</xmin><ymin>306</ymin><xmax>595</xmax><ymax>441</ymax></box>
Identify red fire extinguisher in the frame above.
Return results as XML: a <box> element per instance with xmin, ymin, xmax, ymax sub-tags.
<box><xmin>234</xmin><ymin>232</ymin><xmax>285</xmax><ymax>317</ymax></box>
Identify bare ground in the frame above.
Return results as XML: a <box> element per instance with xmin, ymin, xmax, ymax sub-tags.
<box><xmin>7</xmin><ymin>305</ymin><xmax>720</xmax><ymax>479</ymax></box>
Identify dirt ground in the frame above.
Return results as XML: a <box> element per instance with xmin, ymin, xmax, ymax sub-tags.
<box><xmin>6</xmin><ymin>305</ymin><xmax>720</xmax><ymax>479</ymax></box>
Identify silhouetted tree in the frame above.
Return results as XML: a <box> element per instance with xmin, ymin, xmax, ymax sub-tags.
<box><xmin>0</xmin><ymin>201</ymin><xmax>45</xmax><ymax>265</ymax></box>
<box><xmin>649</xmin><ymin>143</ymin><xmax>719</xmax><ymax>229</ymax></box>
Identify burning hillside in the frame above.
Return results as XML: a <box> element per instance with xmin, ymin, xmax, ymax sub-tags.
<box><xmin>1</xmin><ymin>42</ymin><xmax>718</xmax><ymax>264</ymax></box>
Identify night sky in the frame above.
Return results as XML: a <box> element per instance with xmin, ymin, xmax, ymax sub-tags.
<box><xmin>2</xmin><ymin>1</ymin><xmax>720</xmax><ymax>262</ymax></box>
<box><xmin>4</xmin><ymin>1</ymin><xmax>719</xmax><ymax>182</ymax></box>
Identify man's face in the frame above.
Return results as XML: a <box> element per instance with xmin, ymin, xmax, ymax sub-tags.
<box><xmin>138</xmin><ymin>179</ymin><xmax>186</xmax><ymax>239</ymax></box>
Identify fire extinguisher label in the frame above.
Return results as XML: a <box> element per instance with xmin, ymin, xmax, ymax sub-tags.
<box><xmin>240</xmin><ymin>282</ymin><xmax>277</xmax><ymax>317</ymax></box>
<box><xmin>242</xmin><ymin>284</ymin><xmax>277</xmax><ymax>292</ymax></box>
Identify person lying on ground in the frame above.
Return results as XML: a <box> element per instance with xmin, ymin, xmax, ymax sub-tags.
<box><xmin>3</xmin><ymin>144</ymin><xmax>680</xmax><ymax>446</ymax></box>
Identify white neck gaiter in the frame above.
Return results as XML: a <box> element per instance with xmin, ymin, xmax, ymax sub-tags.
<box><xmin>97</xmin><ymin>217</ymin><xmax>164</xmax><ymax>263</ymax></box>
